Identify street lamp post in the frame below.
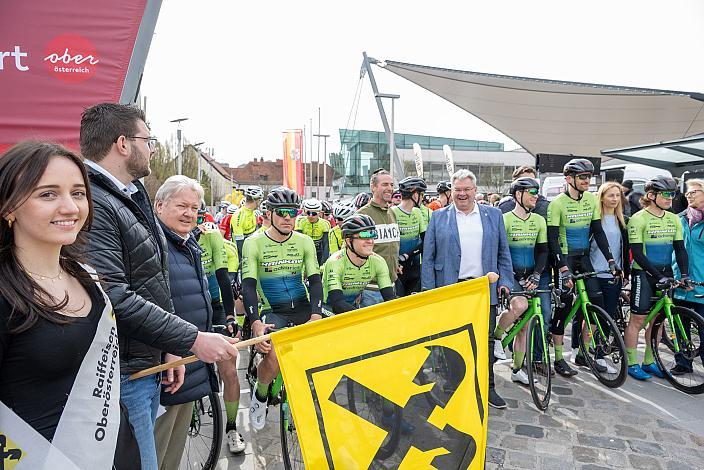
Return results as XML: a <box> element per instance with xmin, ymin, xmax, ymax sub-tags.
<box><xmin>374</xmin><ymin>94</ymin><xmax>400</xmax><ymax>182</ymax></box>
<box><xmin>193</xmin><ymin>141</ymin><xmax>205</xmax><ymax>182</ymax></box>
<box><xmin>170</xmin><ymin>117</ymin><xmax>189</xmax><ymax>175</ymax></box>
<box><xmin>313</xmin><ymin>133</ymin><xmax>329</xmax><ymax>199</ymax></box>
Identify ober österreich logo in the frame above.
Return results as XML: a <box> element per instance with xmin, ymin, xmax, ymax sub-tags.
<box><xmin>44</xmin><ymin>34</ymin><xmax>99</xmax><ymax>83</ymax></box>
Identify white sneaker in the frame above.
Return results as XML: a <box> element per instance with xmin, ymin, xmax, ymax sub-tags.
<box><xmin>511</xmin><ymin>368</ymin><xmax>534</xmax><ymax>385</ymax></box>
<box><xmin>226</xmin><ymin>429</ymin><xmax>246</xmax><ymax>454</ymax></box>
<box><xmin>596</xmin><ymin>358</ymin><xmax>617</xmax><ymax>374</ymax></box>
<box><xmin>494</xmin><ymin>339</ymin><xmax>507</xmax><ymax>360</ymax></box>
<box><xmin>249</xmin><ymin>395</ymin><xmax>268</xmax><ymax>431</ymax></box>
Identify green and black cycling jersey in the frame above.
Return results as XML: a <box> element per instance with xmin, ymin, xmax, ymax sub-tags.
<box><xmin>627</xmin><ymin>209</ymin><xmax>688</xmax><ymax>278</ymax></box>
<box><xmin>546</xmin><ymin>191</ymin><xmax>613</xmax><ymax>268</ymax></box>
<box><xmin>322</xmin><ymin>249</ymin><xmax>394</xmax><ymax>314</ymax></box>
<box><xmin>295</xmin><ymin>216</ymin><xmax>331</xmax><ymax>264</ymax></box>
<box><xmin>196</xmin><ymin>228</ymin><xmax>235</xmax><ymax>322</ymax></box>
<box><xmin>241</xmin><ymin>230</ymin><xmax>322</xmax><ymax>322</ymax></box>
<box><xmin>503</xmin><ymin>211</ymin><xmax>548</xmax><ymax>277</ymax></box>
<box><xmin>392</xmin><ymin>206</ymin><xmax>427</xmax><ymax>262</ymax></box>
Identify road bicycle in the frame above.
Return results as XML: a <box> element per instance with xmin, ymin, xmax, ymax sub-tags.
<box><xmin>180</xmin><ymin>390</ymin><xmax>223</xmax><ymax>470</ymax></box>
<box><xmin>562</xmin><ymin>270</ymin><xmax>628</xmax><ymax>388</ymax></box>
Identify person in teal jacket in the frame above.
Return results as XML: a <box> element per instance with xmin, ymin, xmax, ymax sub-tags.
<box><xmin>672</xmin><ymin>178</ymin><xmax>704</xmax><ymax>374</ymax></box>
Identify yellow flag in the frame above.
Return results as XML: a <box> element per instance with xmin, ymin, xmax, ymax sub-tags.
<box><xmin>272</xmin><ymin>276</ymin><xmax>490</xmax><ymax>469</ymax></box>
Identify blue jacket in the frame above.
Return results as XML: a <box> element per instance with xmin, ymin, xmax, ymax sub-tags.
<box><xmin>421</xmin><ymin>203</ymin><xmax>514</xmax><ymax>305</ymax></box>
<box><xmin>160</xmin><ymin>222</ymin><xmax>216</xmax><ymax>406</ymax></box>
<box><xmin>674</xmin><ymin>213</ymin><xmax>704</xmax><ymax>305</ymax></box>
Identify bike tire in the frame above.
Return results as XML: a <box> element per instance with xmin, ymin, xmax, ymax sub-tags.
<box><xmin>280</xmin><ymin>386</ymin><xmax>305</xmax><ymax>469</ymax></box>
<box><xmin>578</xmin><ymin>304</ymin><xmax>628</xmax><ymax>388</ymax></box>
<box><xmin>652</xmin><ymin>307</ymin><xmax>704</xmax><ymax>395</ymax></box>
<box><xmin>180</xmin><ymin>392</ymin><xmax>223</xmax><ymax>470</ymax></box>
<box><xmin>526</xmin><ymin>315</ymin><xmax>551</xmax><ymax>411</ymax></box>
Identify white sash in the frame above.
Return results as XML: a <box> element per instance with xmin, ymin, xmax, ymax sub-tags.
<box><xmin>0</xmin><ymin>267</ymin><xmax>119</xmax><ymax>470</ymax></box>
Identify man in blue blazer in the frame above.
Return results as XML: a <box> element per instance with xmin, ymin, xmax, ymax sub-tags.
<box><xmin>422</xmin><ymin>169</ymin><xmax>514</xmax><ymax>409</ymax></box>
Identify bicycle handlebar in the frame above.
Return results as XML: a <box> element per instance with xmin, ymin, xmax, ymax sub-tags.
<box><xmin>570</xmin><ymin>269</ymin><xmax>613</xmax><ymax>280</ymax></box>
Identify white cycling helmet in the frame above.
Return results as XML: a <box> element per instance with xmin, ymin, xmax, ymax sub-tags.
<box><xmin>243</xmin><ymin>186</ymin><xmax>263</xmax><ymax>199</ymax></box>
<box><xmin>302</xmin><ymin>198</ymin><xmax>323</xmax><ymax>212</ymax></box>
<box><xmin>202</xmin><ymin>222</ymin><xmax>218</xmax><ymax>232</ymax></box>
<box><xmin>333</xmin><ymin>200</ymin><xmax>356</xmax><ymax>221</ymax></box>
<box><xmin>226</xmin><ymin>204</ymin><xmax>237</xmax><ymax>214</ymax></box>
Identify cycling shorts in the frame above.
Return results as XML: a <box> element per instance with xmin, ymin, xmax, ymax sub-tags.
<box><xmin>630</xmin><ymin>268</ymin><xmax>672</xmax><ymax>315</ymax></box>
<box><xmin>261</xmin><ymin>301</ymin><xmax>311</xmax><ymax>330</ymax></box>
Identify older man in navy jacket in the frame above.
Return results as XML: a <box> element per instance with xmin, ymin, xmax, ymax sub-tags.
<box><xmin>422</xmin><ymin>169</ymin><xmax>514</xmax><ymax>409</ymax></box>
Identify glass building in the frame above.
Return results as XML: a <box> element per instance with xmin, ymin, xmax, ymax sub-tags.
<box><xmin>333</xmin><ymin>129</ymin><xmax>532</xmax><ymax>196</ymax></box>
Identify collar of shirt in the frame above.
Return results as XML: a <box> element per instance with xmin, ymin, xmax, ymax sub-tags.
<box><xmin>84</xmin><ymin>159</ymin><xmax>139</xmax><ymax>196</ymax></box>
<box><xmin>454</xmin><ymin>203</ymin><xmax>480</xmax><ymax>216</ymax></box>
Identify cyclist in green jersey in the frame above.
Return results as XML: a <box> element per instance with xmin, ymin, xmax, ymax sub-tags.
<box><xmin>392</xmin><ymin>176</ymin><xmax>428</xmax><ymax>296</ymax></box>
<box><xmin>329</xmin><ymin>200</ymin><xmax>356</xmax><ymax>254</ymax></box>
<box><xmin>295</xmin><ymin>198</ymin><xmax>331</xmax><ymax>265</ymax></box>
<box><xmin>231</xmin><ymin>186</ymin><xmax>262</xmax><ymax>256</ymax></box>
<box><xmin>493</xmin><ymin>178</ymin><xmax>549</xmax><ymax>385</ymax></box>
<box><xmin>626</xmin><ymin>176</ymin><xmax>691</xmax><ymax>380</ymax></box>
<box><xmin>193</xmin><ymin>210</ymin><xmax>244</xmax><ymax>453</ymax></box>
<box><xmin>244</xmin><ymin>187</ymin><xmax>323</xmax><ymax>431</ymax></box>
<box><xmin>323</xmin><ymin>214</ymin><xmax>395</xmax><ymax>314</ymax></box>
<box><xmin>254</xmin><ymin>200</ymin><xmax>271</xmax><ymax>234</ymax></box>
<box><xmin>547</xmin><ymin>159</ymin><xmax>617</xmax><ymax>377</ymax></box>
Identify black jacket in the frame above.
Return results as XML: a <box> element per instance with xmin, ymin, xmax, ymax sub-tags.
<box><xmin>84</xmin><ymin>168</ymin><xmax>198</xmax><ymax>374</ymax></box>
<box><xmin>159</xmin><ymin>222</ymin><xmax>215</xmax><ymax>406</ymax></box>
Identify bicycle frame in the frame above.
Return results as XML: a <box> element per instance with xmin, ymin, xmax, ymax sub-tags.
<box><xmin>641</xmin><ymin>287</ymin><xmax>686</xmax><ymax>354</ymax></box>
<box><xmin>501</xmin><ymin>295</ymin><xmax>544</xmax><ymax>349</ymax></box>
<box><xmin>564</xmin><ymin>277</ymin><xmax>610</xmax><ymax>350</ymax></box>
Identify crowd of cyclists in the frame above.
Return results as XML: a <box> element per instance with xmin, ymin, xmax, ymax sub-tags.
<box><xmin>190</xmin><ymin>157</ymin><xmax>704</xmax><ymax>454</ymax></box>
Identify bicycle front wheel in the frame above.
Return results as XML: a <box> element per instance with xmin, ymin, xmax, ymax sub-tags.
<box><xmin>578</xmin><ymin>304</ymin><xmax>627</xmax><ymax>388</ymax></box>
<box><xmin>179</xmin><ymin>392</ymin><xmax>223</xmax><ymax>470</ymax></box>
<box><xmin>652</xmin><ymin>307</ymin><xmax>704</xmax><ymax>394</ymax></box>
<box><xmin>280</xmin><ymin>386</ymin><xmax>305</xmax><ymax>469</ymax></box>
<box><xmin>526</xmin><ymin>315</ymin><xmax>551</xmax><ymax>411</ymax></box>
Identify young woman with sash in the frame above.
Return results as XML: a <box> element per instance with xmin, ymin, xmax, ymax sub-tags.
<box><xmin>0</xmin><ymin>141</ymin><xmax>139</xmax><ymax>469</ymax></box>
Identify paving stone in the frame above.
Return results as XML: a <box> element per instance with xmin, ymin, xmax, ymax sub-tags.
<box><xmin>568</xmin><ymin>419</ymin><xmax>606</xmax><ymax>434</ymax></box>
<box><xmin>551</xmin><ymin>385</ymin><xmax>574</xmax><ymax>395</ymax></box>
<box><xmin>581</xmin><ymin>465</ymin><xmax>613</xmax><ymax>470</ymax></box>
<box><xmin>507</xmin><ymin>450</ymin><xmax>536</xmax><ymax>469</ymax></box>
<box><xmin>666</xmin><ymin>460</ymin><xmax>697</xmax><ymax>470</ymax></box>
<box><xmin>629</xmin><ymin>454</ymin><xmax>663</xmax><ymax>470</ymax></box>
<box><xmin>501</xmin><ymin>435</ymin><xmax>530</xmax><ymax>452</ymax></box>
<box><xmin>514</xmin><ymin>424</ymin><xmax>544</xmax><ymax>438</ymax></box>
<box><xmin>649</xmin><ymin>430</ymin><xmax>682</xmax><ymax>444</ymax></box>
<box><xmin>540</xmin><ymin>455</ymin><xmax>574</xmax><ymax>470</ymax></box>
<box><xmin>486</xmin><ymin>446</ymin><xmax>506</xmax><ymax>465</ymax></box>
<box><xmin>573</xmin><ymin>446</ymin><xmax>600</xmax><ymax>463</ymax></box>
<box><xmin>557</xmin><ymin>396</ymin><xmax>585</xmax><ymax>407</ymax></box>
<box><xmin>508</xmin><ymin>409</ymin><xmax>539</xmax><ymax>424</ymax></box>
<box><xmin>535</xmin><ymin>440</ymin><xmax>569</xmax><ymax>456</ymax></box>
<box><xmin>602</xmin><ymin>449</ymin><xmax>627</xmax><ymax>467</ymax></box>
<box><xmin>620</xmin><ymin>413</ymin><xmax>652</xmax><ymax>426</ymax></box>
<box><xmin>657</xmin><ymin>419</ymin><xmax>680</xmax><ymax>430</ymax></box>
<box><xmin>553</xmin><ymin>406</ymin><xmax>580</xmax><ymax>420</ymax></box>
<box><xmin>488</xmin><ymin>418</ymin><xmax>511</xmax><ymax>432</ymax></box>
<box><xmin>688</xmin><ymin>432</ymin><xmax>704</xmax><ymax>447</ymax></box>
<box><xmin>538</xmin><ymin>414</ymin><xmax>564</xmax><ymax>428</ymax></box>
<box><xmin>546</xmin><ymin>427</ymin><xmax>573</xmax><ymax>442</ymax></box>
<box><xmin>504</xmin><ymin>397</ymin><xmax>520</xmax><ymax>408</ymax></box>
<box><xmin>588</xmin><ymin>399</ymin><xmax>622</xmax><ymax>413</ymax></box>
<box><xmin>629</xmin><ymin>439</ymin><xmax>666</xmax><ymax>456</ymax></box>
<box><xmin>614</xmin><ymin>423</ymin><xmax>648</xmax><ymax>439</ymax></box>
<box><xmin>576</xmin><ymin>433</ymin><xmax>627</xmax><ymax>451</ymax></box>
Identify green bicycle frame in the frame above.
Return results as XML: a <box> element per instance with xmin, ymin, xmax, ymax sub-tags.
<box><xmin>563</xmin><ymin>278</ymin><xmax>610</xmax><ymax>350</ymax></box>
<box><xmin>641</xmin><ymin>290</ymin><xmax>686</xmax><ymax>354</ymax></box>
<box><xmin>501</xmin><ymin>295</ymin><xmax>544</xmax><ymax>349</ymax></box>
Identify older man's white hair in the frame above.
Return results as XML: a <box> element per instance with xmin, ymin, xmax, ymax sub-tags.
<box><xmin>451</xmin><ymin>169</ymin><xmax>477</xmax><ymax>186</ymax></box>
<box><xmin>155</xmin><ymin>175</ymin><xmax>204</xmax><ymax>203</ymax></box>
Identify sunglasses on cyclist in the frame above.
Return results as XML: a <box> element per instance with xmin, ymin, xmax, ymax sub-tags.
<box><xmin>197</xmin><ymin>216</ymin><xmax>204</xmax><ymax>224</ymax></box>
<box><xmin>575</xmin><ymin>173</ymin><xmax>592</xmax><ymax>181</ymax></box>
<box><xmin>273</xmin><ymin>208</ymin><xmax>299</xmax><ymax>218</ymax></box>
<box><xmin>524</xmin><ymin>188</ymin><xmax>539</xmax><ymax>196</ymax></box>
<box><xmin>658</xmin><ymin>191</ymin><xmax>675</xmax><ymax>199</ymax></box>
<box><xmin>306</xmin><ymin>211</ymin><xmax>319</xmax><ymax>217</ymax></box>
<box><xmin>355</xmin><ymin>230</ymin><xmax>378</xmax><ymax>240</ymax></box>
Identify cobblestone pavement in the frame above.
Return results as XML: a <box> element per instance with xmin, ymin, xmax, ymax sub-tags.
<box><xmin>244</xmin><ymin>348</ymin><xmax>704</xmax><ymax>469</ymax></box>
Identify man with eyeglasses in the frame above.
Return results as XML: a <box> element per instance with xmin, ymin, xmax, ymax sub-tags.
<box><xmin>322</xmin><ymin>214</ymin><xmax>394</xmax><ymax>314</ymax></box>
<box><xmin>243</xmin><ymin>187</ymin><xmax>323</xmax><ymax>431</ymax></box>
<box><xmin>626</xmin><ymin>176</ymin><xmax>691</xmax><ymax>380</ymax></box>
<box><xmin>546</xmin><ymin>158</ymin><xmax>617</xmax><ymax>378</ymax></box>
<box><xmin>421</xmin><ymin>169</ymin><xmax>514</xmax><ymax>409</ymax></box>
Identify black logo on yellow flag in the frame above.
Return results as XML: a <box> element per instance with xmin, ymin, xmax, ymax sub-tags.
<box><xmin>306</xmin><ymin>324</ymin><xmax>484</xmax><ymax>469</ymax></box>
<box><xmin>0</xmin><ymin>434</ymin><xmax>24</xmax><ymax>470</ymax></box>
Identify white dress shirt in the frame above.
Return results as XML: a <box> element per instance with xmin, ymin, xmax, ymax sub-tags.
<box><xmin>456</xmin><ymin>203</ymin><xmax>484</xmax><ymax>279</ymax></box>
<box><xmin>83</xmin><ymin>159</ymin><xmax>139</xmax><ymax>196</ymax></box>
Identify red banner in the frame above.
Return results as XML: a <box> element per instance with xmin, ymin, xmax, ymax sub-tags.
<box><xmin>0</xmin><ymin>0</ymin><xmax>150</xmax><ymax>153</ymax></box>
<box><xmin>283</xmin><ymin>130</ymin><xmax>304</xmax><ymax>195</ymax></box>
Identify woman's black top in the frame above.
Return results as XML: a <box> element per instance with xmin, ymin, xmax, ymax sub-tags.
<box><xmin>0</xmin><ymin>278</ymin><xmax>104</xmax><ymax>441</ymax></box>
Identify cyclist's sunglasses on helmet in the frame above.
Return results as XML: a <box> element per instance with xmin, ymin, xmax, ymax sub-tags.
<box><xmin>355</xmin><ymin>229</ymin><xmax>378</xmax><ymax>240</ymax></box>
<box><xmin>575</xmin><ymin>173</ymin><xmax>592</xmax><ymax>181</ymax></box>
<box><xmin>306</xmin><ymin>211</ymin><xmax>318</xmax><ymax>217</ymax></box>
<box><xmin>273</xmin><ymin>208</ymin><xmax>299</xmax><ymax>218</ymax></box>
<box><xmin>658</xmin><ymin>191</ymin><xmax>676</xmax><ymax>199</ymax></box>
<box><xmin>524</xmin><ymin>188</ymin><xmax>539</xmax><ymax>196</ymax></box>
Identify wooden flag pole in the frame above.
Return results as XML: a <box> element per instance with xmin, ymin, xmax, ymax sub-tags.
<box><xmin>129</xmin><ymin>333</ymin><xmax>272</xmax><ymax>381</ymax></box>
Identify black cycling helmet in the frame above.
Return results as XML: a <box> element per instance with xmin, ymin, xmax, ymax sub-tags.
<box><xmin>198</xmin><ymin>200</ymin><xmax>207</xmax><ymax>214</ymax></box>
<box><xmin>510</xmin><ymin>177</ymin><xmax>540</xmax><ymax>196</ymax></box>
<box><xmin>341</xmin><ymin>214</ymin><xmax>376</xmax><ymax>237</ymax></box>
<box><xmin>321</xmin><ymin>200</ymin><xmax>332</xmax><ymax>215</ymax></box>
<box><xmin>645</xmin><ymin>175</ymin><xmax>677</xmax><ymax>193</ymax></box>
<box><xmin>266</xmin><ymin>186</ymin><xmax>300</xmax><ymax>209</ymax></box>
<box><xmin>398</xmin><ymin>176</ymin><xmax>427</xmax><ymax>196</ymax></box>
<box><xmin>436</xmin><ymin>181</ymin><xmax>452</xmax><ymax>195</ymax></box>
<box><xmin>354</xmin><ymin>192</ymin><xmax>371</xmax><ymax>209</ymax></box>
<box><xmin>563</xmin><ymin>158</ymin><xmax>594</xmax><ymax>176</ymax></box>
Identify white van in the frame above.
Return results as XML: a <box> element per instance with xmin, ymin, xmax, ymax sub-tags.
<box><xmin>541</xmin><ymin>175</ymin><xmax>598</xmax><ymax>201</ymax></box>
<box><xmin>600</xmin><ymin>163</ymin><xmax>672</xmax><ymax>193</ymax></box>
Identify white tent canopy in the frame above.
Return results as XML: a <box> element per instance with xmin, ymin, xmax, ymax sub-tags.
<box><xmin>602</xmin><ymin>135</ymin><xmax>704</xmax><ymax>176</ymax></box>
<box><xmin>379</xmin><ymin>59</ymin><xmax>704</xmax><ymax>158</ymax></box>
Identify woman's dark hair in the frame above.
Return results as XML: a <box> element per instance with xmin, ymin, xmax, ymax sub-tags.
<box><xmin>0</xmin><ymin>141</ymin><xmax>95</xmax><ymax>333</ymax></box>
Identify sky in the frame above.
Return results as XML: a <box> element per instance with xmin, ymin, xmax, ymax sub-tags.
<box><xmin>140</xmin><ymin>0</ymin><xmax>704</xmax><ymax>168</ymax></box>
